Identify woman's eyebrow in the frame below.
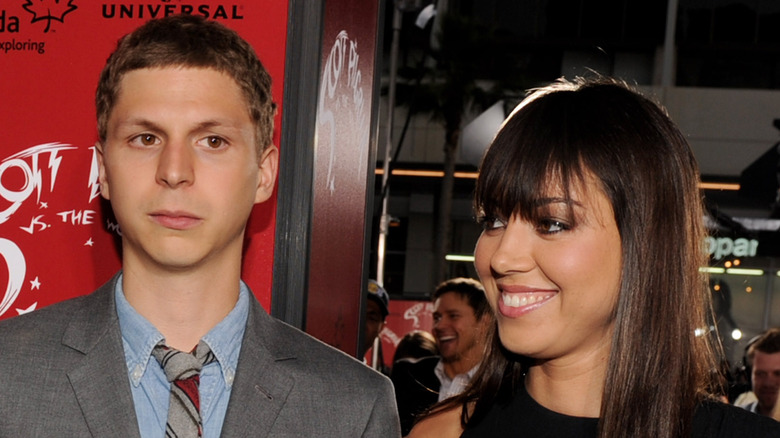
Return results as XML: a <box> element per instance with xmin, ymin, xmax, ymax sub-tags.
<box><xmin>533</xmin><ymin>196</ymin><xmax>581</xmax><ymax>208</ymax></box>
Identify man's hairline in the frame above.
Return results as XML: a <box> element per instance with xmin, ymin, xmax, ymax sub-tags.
<box><xmin>432</xmin><ymin>289</ymin><xmax>489</xmax><ymax>320</ymax></box>
<box><xmin>99</xmin><ymin>65</ymin><xmax>270</xmax><ymax>155</ymax></box>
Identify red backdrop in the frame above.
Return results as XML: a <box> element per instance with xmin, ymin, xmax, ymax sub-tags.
<box><xmin>0</xmin><ymin>0</ymin><xmax>288</xmax><ymax>320</ymax></box>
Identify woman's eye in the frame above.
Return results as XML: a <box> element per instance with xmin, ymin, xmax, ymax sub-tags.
<box><xmin>480</xmin><ymin>217</ymin><xmax>506</xmax><ymax>231</ymax></box>
<box><xmin>538</xmin><ymin>219</ymin><xmax>568</xmax><ymax>234</ymax></box>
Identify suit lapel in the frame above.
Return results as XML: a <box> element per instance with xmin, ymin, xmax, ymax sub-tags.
<box><xmin>63</xmin><ymin>276</ymin><xmax>141</xmax><ymax>438</ymax></box>
<box><xmin>220</xmin><ymin>298</ymin><xmax>295</xmax><ymax>438</ymax></box>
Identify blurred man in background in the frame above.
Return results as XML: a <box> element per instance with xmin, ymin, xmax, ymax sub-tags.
<box><xmin>391</xmin><ymin>277</ymin><xmax>491</xmax><ymax>435</ymax></box>
<box><xmin>737</xmin><ymin>328</ymin><xmax>780</xmax><ymax>417</ymax></box>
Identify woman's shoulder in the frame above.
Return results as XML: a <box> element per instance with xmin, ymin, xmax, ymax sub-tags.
<box><xmin>407</xmin><ymin>406</ymin><xmax>464</xmax><ymax>438</ymax></box>
<box><xmin>693</xmin><ymin>399</ymin><xmax>780</xmax><ymax>438</ymax></box>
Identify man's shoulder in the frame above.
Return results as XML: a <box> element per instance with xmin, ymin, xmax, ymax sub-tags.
<box><xmin>235</xmin><ymin>313</ymin><xmax>401</xmax><ymax>437</ymax></box>
<box><xmin>0</xmin><ymin>274</ymin><xmax>114</xmax><ymax>329</ymax></box>
<box><xmin>0</xmin><ymin>288</ymin><xmax>114</xmax><ymax>380</ymax></box>
<box><xmin>0</xmin><ymin>279</ymin><xmax>115</xmax><ymax>357</ymax></box>
<box><xmin>254</xmin><ymin>313</ymin><xmax>389</xmax><ymax>384</ymax></box>
<box><xmin>694</xmin><ymin>399</ymin><xmax>780</xmax><ymax>437</ymax></box>
<box><xmin>0</xmin><ymin>291</ymin><xmax>98</xmax><ymax>336</ymax></box>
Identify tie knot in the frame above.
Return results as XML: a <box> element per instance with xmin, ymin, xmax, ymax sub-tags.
<box><xmin>152</xmin><ymin>340</ymin><xmax>216</xmax><ymax>383</ymax></box>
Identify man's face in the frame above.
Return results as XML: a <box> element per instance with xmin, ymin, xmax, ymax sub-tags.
<box><xmin>432</xmin><ymin>292</ymin><xmax>486</xmax><ymax>365</ymax></box>
<box><xmin>752</xmin><ymin>350</ymin><xmax>780</xmax><ymax>415</ymax></box>
<box><xmin>97</xmin><ymin>67</ymin><xmax>277</xmax><ymax>272</ymax></box>
<box><xmin>363</xmin><ymin>300</ymin><xmax>386</xmax><ymax>355</ymax></box>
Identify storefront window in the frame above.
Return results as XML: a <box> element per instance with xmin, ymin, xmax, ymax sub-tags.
<box><xmin>709</xmin><ymin>256</ymin><xmax>777</xmax><ymax>368</ymax></box>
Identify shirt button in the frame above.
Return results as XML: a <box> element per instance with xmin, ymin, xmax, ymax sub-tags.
<box><xmin>225</xmin><ymin>368</ymin><xmax>235</xmax><ymax>386</ymax></box>
<box><xmin>132</xmin><ymin>364</ymin><xmax>143</xmax><ymax>381</ymax></box>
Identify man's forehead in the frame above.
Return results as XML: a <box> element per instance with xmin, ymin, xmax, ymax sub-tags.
<box><xmin>753</xmin><ymin>350</ymin><xmax>780</xmax><ymax>369</ymax></box>
<box><xmin>433</xmin><ymin>292</ymin><xmax>472</xmax><ymax>310</ymax></box>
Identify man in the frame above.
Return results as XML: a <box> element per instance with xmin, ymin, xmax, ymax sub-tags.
<box><xmin>738</xmin><ymin>328</ymin><xmax>780</xmax><ymax>417</ymax></box>
<box><xmin>362</xmin><ymin>279</ymin><xmax>390</xmax><ymax>375</ymax></box>
<box><xmin>391</xmin><ymin>277</ymin><xmax>491</xmax><ymax>435</ymax></box>
<box><xmin>0</xmin><ymin>15</ymin><xmax>399</xmax><ymax>437</ymax></box>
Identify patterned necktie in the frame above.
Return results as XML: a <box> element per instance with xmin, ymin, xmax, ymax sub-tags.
<box><xmin>152</xmin><ymin>340</ymin><xmax>217</xmax><ymax>437</ymax></box>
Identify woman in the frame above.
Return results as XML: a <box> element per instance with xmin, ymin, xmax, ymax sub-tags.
<box><xmin>392</xmin><ymin>330</ymin><xmax>439</xmax><ymax>363</ymax></box>
<box><xmin>409</xmin><ymin>77</ymin><xmax>780</xmax><ymax>437</ymax></box>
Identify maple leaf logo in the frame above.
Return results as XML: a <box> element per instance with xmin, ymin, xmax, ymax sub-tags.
<box><xmin>23</xmin><ymin>0</ymin><xmax>78</xmax><ymax>33</ymax></box>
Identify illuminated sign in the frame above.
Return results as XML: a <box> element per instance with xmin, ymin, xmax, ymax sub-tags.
<box><xmin>706</xmin><ymin>236</ymin><xmax>759</xmax><ymax>260</ymax></box>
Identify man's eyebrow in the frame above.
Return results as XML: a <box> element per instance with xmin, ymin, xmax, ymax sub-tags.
<box><xmin>195</xmin><ymin>120</ymin><xmax>227</xmax><ymax>130</ymax></box>
<box><xmin>194</xmin><ymin>119</ymin><xmax>245</xmax><ymax>130</ymax></box>
<box><xmin>116</xmin><ymin>118</ymin><xmax>161</xmax><ymax>131</ymax></box>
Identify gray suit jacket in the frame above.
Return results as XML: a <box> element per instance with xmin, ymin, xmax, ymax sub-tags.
<box><xmin>0</xmin><ymin>274</ymin><xmax>400</xmax><ymax>437</ymax></box>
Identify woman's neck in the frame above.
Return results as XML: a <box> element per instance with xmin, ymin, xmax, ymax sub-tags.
<box><xmin>524</xmin><ymin>346</ymin><xmax>610</xmax><ymax>418</ymax></box>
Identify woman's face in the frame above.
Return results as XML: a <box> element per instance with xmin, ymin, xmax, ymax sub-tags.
<box><xmin>474</xmin><ymin>173</ymin><xmax>622</xmax><ymax>365</ymax></box>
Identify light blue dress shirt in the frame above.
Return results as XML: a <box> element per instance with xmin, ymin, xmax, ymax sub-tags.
<box><xmin>115</xmin><ymin>274</ymin><xmax>249</xmax><ymax>438</ymax></box>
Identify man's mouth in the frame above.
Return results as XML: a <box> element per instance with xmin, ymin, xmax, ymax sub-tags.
<box><xmin>150</xmin><ymin>211</ymin><xmax>202</xmax><ymax>230</ymax></box>
<box><xmin>438</xmin><ymin>335</ymin><xmax>456</xmax><ymax>344</ymax></box>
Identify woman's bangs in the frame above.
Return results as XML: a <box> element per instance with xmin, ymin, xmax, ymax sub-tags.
<box><xmin>476</xmin><ymin>101</ymin><xmax>583</xmax><ymax>222</ymax></box>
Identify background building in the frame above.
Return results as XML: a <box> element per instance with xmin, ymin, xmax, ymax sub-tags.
<box><xmin>372</xmin><ymin>0</ymin><xmax>780</xmax><ymax>369</ymax></box>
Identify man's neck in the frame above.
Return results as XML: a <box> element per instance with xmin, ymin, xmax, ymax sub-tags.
<box><xmin>121</xmin><ymin>257</ymin><xmax>242</xmax><ymax>351</ymax></box>
<box><xmin>757</xmin><ymin>402</ymin><xmax>773</xmax><ymax>417</ymax></box>
<box><xmin>441</xmin><ymin>354</ymin><xmax>480</xmax><ymax>379</ymax></box>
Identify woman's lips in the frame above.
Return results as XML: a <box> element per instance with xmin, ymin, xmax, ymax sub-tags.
<box><xmin>501</xmin><ymin>292</ymin><xmax>556</xmax><ymax>308</ymax></box>
<box><xmin>496</xmin><ymin>285</ymin><xmax>557</xmax><ymax>318</ymax></box>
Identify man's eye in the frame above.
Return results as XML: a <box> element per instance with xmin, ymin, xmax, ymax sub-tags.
<box><xmin>200</xmin><ymin>136</ymin><xmax>225</xmax><ymax>149</ymax></box>
<box><xmin>131</xmin><ymin>134</ymin><xmax>158</xmax><ymax>146</ymax></box>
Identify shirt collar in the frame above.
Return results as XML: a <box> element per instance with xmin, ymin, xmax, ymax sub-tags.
<box><xmin>434</xmin><ymin>358</ymin><xmax>479</xmax><ymax>384</ymax></box>
<box><xmin>201</xmin><ymin>282</ymin><xmax>249</xmax><ymax>387</ymax></box>
<box><xmin>115</xmin><ymin>273</ymin><xmax>249</xmax><ymax>388</ymax></box>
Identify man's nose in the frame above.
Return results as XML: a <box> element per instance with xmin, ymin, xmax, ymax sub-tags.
<box><xmin>156</xmin><ymin>140</ymin><xmax>195</xmax><ymax>188</ymax></box>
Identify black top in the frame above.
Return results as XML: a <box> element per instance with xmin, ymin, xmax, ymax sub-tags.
<box><xmin>390</xmin><ymin>356</ymin><xmax>441</xmax><ymax>436</ymax></box>
<box><xmin>461</xmin><ymin>383</ymin><xmax>780</xmax><ymax>437</ymax></box>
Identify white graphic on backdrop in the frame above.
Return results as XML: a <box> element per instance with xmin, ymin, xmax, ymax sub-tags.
<box><xmin>318</xmin><ymin>30</ymin><xmax>368</xmax><ymax>196</ymax></box>
<box><xmin>87</xmin><ymin>145</ymin><xmax>102</xmax><ymax>202</ymax></box>
<box><xmin>0</xmin><ymin>238</ymin><xmax>26</xmax><ymax>317</ymax></box>
<box><xmin>0</xmin><ymin>143</ymin><xmax>76</xmax><ymax>225</ymax></box>
<box><xmin>403</xmin><ymin>302</ymin><xmax>434</xmax><ymax>329</ymax></box>
<box><xmin>0</xmin><ymin>143</ymin><xmax>104</xmax><ymax>317</ymax></box>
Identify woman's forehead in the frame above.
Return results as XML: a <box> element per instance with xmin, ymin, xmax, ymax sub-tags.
<box><xmin>535</xmin><ymin>165</ymin><xmax>595</xmax><ymax>197</ymax></box>
<box><xmin>500</xmin><ymin>169</ymin><xmax>607</xmax><ymax>212</ymax></box>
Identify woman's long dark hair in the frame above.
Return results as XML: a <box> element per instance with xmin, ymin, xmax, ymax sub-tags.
<box><xmin>426</xmin><ymin>77</ymin><xmax>719</xmax><ymax>438</ymax></box>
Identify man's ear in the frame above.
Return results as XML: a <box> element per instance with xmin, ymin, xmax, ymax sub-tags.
<box><xmin>95</xmin><ymin>142</ymin><xmax>110</xmax><ymax>200</ymax></box>
<box><xmin>254</xmin><ymin>145</ymin><xmax>279</xmax><ymax>204</ymax></box>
